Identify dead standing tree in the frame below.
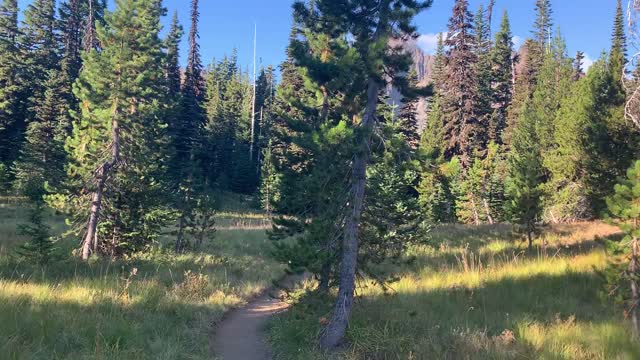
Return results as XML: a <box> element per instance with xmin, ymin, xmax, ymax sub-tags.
<box><xmin>626</xmin><ymin>0</ymin><xmax>640</xmax><ymax>128</ymax></box>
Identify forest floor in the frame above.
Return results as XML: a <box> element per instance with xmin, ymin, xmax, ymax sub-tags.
<box><xmin>268</xmin><ymin>222</ymin><xmax>640</xmax><ymax>359</ymax></box>
<box><xmin>0</xmin><ymin>200</ymin><xmax>283</xmax><ymax>360</ymax></box>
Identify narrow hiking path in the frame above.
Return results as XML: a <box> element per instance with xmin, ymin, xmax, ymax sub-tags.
<box><xmin>212</xmin><ymin>292</ymin><xmax>289</xmax><ymax>360</ymax></box>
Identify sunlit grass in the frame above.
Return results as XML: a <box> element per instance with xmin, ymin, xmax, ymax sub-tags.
<box><xmin>269</xmin><ymin>222</ymin><xmax>640</xmax><ymax>360</ymax></box>
<box><xmin>0</xmin><ymin>204</ymin><xmax>282</xmax><ymax>360</ymax></box>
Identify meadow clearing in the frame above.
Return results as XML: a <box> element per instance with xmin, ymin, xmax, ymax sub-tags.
<box><xmin>269</xmin><ymin>223</ymin><xmax>640</xmax><ymax>360</ymax></box>
<box><xmin>0</xmin><ymin>199</ymin><xmax>282</xmax><ymax>360</ymax></box>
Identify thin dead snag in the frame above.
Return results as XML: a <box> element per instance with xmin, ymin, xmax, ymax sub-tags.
<box><xmin>626</xmin><ymin>1</ymin><xmax>640</xmax><ymax>128</ymax></box>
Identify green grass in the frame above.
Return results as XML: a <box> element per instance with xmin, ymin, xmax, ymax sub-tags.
<box><xmin>268</xmin><ymin>222</ymin><xmax>640</xmax><ymax>360</ymax></box>
<box><xmin>0</xmin><ymin>205</ymin><xmax>283</xmax><ymax>360</ymax></box>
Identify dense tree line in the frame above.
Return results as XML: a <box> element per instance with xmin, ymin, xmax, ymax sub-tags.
<box><xmin>0</xmin><ymin>0</ymin><xmax>275</xmax><ymax>259</ymax></box>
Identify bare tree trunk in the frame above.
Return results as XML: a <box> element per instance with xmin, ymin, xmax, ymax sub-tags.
<box><xmin>250</xmin><ymin>24</ymin><xmax>257</xmax><ymax>161</ymax></box>
<box><xmin>630</xmin><ymin>237</ymin><xmax>640</xmax><ymax>338</ymax></box>
<box><xmin>80</xmin><ymin>107</ymin><xmax>120</xmax><ymax>261</ymax></box>
<box><xmin>81</xmin><ymin>167</ymin><xmax>108</xmax><ymax>260</ymax></box>
<box><xmin>471</xmin><ymin>198</ymin><xmax>480</xmax><ymax>225</ymax></box>
<box><xmin>318</xmin><ymin>260</ymin><xmax>331</xmax><ymax>293</ymax></box>
<box><xmin>175</xmin><ymin>213</ymin><xmax>186</xmax><ymax>253</ymax></box>
<box><xmin>319</xmin><ymin>79</ymin><xmax>380</xmax><ymax>350</ymax></box>
<box><xmin>483</xmin><ymin>198</ymin><xmax>494</xmax><ymax>225</ymax></box>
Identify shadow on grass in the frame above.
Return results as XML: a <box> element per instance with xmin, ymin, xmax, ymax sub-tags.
<box><xmin>0</xmin><ymin>289</ymin><xmax>216</xmax><ymax>360</ymax></box>
<box><xmin>270</xmin><ymin>271</ymin><xmax>640</xmax><ymax>360</ymax></box>
<box><xmin>0</xmin><ymin>229</ymin><xmax>278</xmax><ymax>288</ymax></box>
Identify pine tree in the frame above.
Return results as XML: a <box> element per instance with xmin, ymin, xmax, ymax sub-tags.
<box><xmin>474</xmin><ymin>4</ymin><xmax>493</xmax><ymax>148</ymax></box>
<box><xmin>603</xmin><ymin>160</ymin><xmax>640</xmax><ymax>337</ymax></box>
<box><xmin>13</xmin><ymin>69</ymin><xmax>69</xmax><ymax>194</ymax></box>
<box><xmin>172</xmin><ymin>0</ymin><xmax>211</xmax><ymax>252</ymax></box>
<box><xmin>442</xmin><ymin>0</ymin><xmax>482</xmax><ymax>167</ymax></box>
<box><xmin>48</xmin><ymin>0</ymin><xmax>172</xmax><ymax>260</ymax></box>
<box><xmin>506</xmin><ymin>103</ymin><xmax>543</xmax><ymax>249</ymax></box>
<box><xmin>544</xmin><ymin>60</ymin><xmax>601</xmax><ymax>222</ymax></box>
<box><xmin>530</xmin><ymin>31</ymin><xmax>573</xmax><ymax>171</ymax></box>
<box><xmin>489</xmin><ymin>10</ymin><xmax>514</xmax><ymax>143</ymax></box>
<box><xmin>457</xmin><ymin>142</ymin><xmax>505</xmax><ymax>224</ymax></box>
<box><xmin>13</xmin><ymin>0</ymin><xmax>68</xmax><ymax>195</ymax></box>
<box><xmin>506</xmin><ymin>1</ymin><xmax>554</xmax><ymax>146</ymax></box>
<box><xmin>165</xmin><ymin>12</ymin><xmax>183</xmax><ymax>98</ymax></box>
<box><xmin>583</xmin><ymin>5</ymin><xmax>640</xmax><ymax>214</ymax></box>
<box><xmin>259</xmin><ymin>140</ymin><xmax>280</xmax><ymax>214</ymax></box>
<box><xmin>0</xmin><ymin>0</ymin><xmax>22</xmax><ymax>171</ymax></box>
<box><xmin>289</xmin><ymin>0</ymin><xmax>433</xmax><ymax>349</ymax></box>
<box><xmin>533</xmin><ymin>0</ymin><xmax>553</xmax><ymax>50</ymax></box>
<box><xmin>361</xmin><ymin>99</ymin><xmax>423</xmax><ymax>280</ymax></box>
<box><xmin>15</xmin><ymin>184</ymin><xmax>55</xmax><ymax>265</ymax></box>
<box><xmin>397</xmin><ymin>69</ymin><xmax>421</xmax><ymax>149</ymax></box>
<box><xmin>610</xmin><ymin>0</ymin><xmax>627</xmax><ymax>87</ymax></box>
<box><xmin>19</xmin><ymin>0</ymin><xmax>59</xmax><ymax>121</ymax></box>
<box><xmin>82</xmin><ymin>0</ymin><xmax>106</xmax><ymax>52</ymax></box>
<box><xmin>431</xmin><ymin>32</ymin><xmax>446</xmax><ymax>93</ymax></box>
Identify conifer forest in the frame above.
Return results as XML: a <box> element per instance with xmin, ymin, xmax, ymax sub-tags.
<box><xmin>2</xmin><ymin>0</ymin><xmax>640</xmax><ymax>358</ymax></box>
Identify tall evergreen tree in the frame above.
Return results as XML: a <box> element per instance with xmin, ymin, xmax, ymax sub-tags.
<box><xmin>530</xmin><ymin>31</ymin><xmax>573</xmax><ymax>175</ymax></box>
<box><xmin>533</xmin><ymin>0</ymin><xmax>553</xmax><ymax>50</ymax></box>
<box><xmin>431</xmin><ymin>32</ymin><xmax>446</xmax><ymax>93</ymax></box>
<box><xmin>290</xmin><ymin>0</ymin><xmax>433</xmax><ymax>349</ymax></box>
<box><xmin>13</xmin><ymin>70</ymin><xmax>69</xmax><ymax>193</ymax></box>
<box><xmin>0</xmin><ymin>0</ymin><xmax>22</xmax><ymax>172</ymax></box>
<box><xmin>13</xmin><ymin>0</ymin><xmax>68</xmax><ymax>194</ymax></box>
<box><xmin>49</xmin><ymin>0</ymin><xmax>172</xmax><ymax>260</ymax></box>
<box><xmin>397</xmin><ymin>69</ymin><xmax>421</xmax><ymax>149</ymax></box>
<box><xmin>165</xmin><ymin>11</ymin><xmax>183</xmax><ymax>98</ymax></box>
<box><xmin>506</xmin><ymin>103</ymin><xmax>543</xmax><ymax>249</ymax></box>
<box><xmin>489</xmin><ymin>10</ymin><xmax>514</xmax><ymax>143</ymax></box>
<box><xmin>610</xmin><ymin>0</ymin><xmax>627</xmax><ymax>86</ymax></box>
<box><xmin>474</xmin><ymin>4</ymin><xmax>493</xmax><ymax>148</ymax></box>
<box><xmin>603</xmin><ymin>160</ymin><xmax>640</xmax><ymax>338</ymax></box>
<box><xmin>19</xmin><ymin>0</ymin><xmax>59</xmax><ymax>120</ymax></box>
<box><xmin>441</xmin><ymin>0</ymin><xmax>481</xmax><ymax>167</ymax></box>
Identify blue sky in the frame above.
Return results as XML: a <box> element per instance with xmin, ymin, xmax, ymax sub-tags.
<box><xmin>18</xmin><ymin>0</ymin><xmax>623</xmax><ymax>73</ymax></box>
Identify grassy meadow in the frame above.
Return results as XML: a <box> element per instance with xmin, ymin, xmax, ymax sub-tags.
<box><xmin>0</xmin><ymin>200</ymin><xmax>282</xmax><ymax>360</ymax></box>
<box><xmin>268</xmin><ymin>223</ymin><xmax>640</xmax><ymax>360</ymax></box>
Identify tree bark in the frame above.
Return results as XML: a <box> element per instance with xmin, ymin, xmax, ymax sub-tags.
<box><xmin>81</xmin><ymin>166</ymin><xmax>108</xmax><ymax>260</ymax></box>
<box><xmin>319</xmin><ymin>79</ymin><xmax>380</xmax><ymax>350</ymax></box>
<box><xmin>630</xmin><ymin>237</ymin><xmax>639</xmax><ymax>338</ymax></box>
<box><xmin>483</xmin><ymin>198</ymin><xmax>494</xmax><ymax>225</ymax></box>
<box><xmin>80</xmin><ymin>108</ymin><xmax>119</xmax><ymax>261</ymax></box>
<box><xmin>175</xmin><ymin>212</ymin><xmax>186</xmax><ymax>253</ymax></box>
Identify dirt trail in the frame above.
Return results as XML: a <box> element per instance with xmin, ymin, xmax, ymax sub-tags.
<box><xmin>212</xmin><ymin>292</ymin><xmax>289</xmax><ymax>360</ymax></box>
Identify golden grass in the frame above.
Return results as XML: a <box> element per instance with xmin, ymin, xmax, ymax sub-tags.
<box><xmin>0</xmin><ymin>204</ymin><xmax>283</xmax><ymax>360</ymax></box>
<box><xmin>269</xmin><ymin>222</ymin><xmax>640</xmax><ymax>360</ymax></box>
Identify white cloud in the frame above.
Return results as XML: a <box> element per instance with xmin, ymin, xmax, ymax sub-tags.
<box><xmin>583</xmin><ymin>54</ymin><xmax>594</xmax><ymax>72</ymax></box>
<box><xmin>512</xmin><ymin>35</ymin><xmax>524</xmax><ymax>49</ymax></box>
<box><xmin>417</xmin><ymin>32</ymin><xmax>446</xmax><ymax>54</ymax></box>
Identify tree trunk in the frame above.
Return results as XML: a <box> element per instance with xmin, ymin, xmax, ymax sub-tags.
<box><xmin>630</xmin><ymin>237</ymin><xmax>639</xmax><ymax>338</ymax></box>
<box><xmin>81</xmin><ymin>107</ymin><xmax>119</xmax><ymax>261</ymax></box>
<box><xmin>318</xmin><ymin>259</ymin><xmax>332</xmax><ymax>293</ymax></box>
<box><xmin>319</xmin><ymin>79</ymin><xmax>380</xmax><ymax>350</ymax></box>
<box><xmin>527</xmin><ymin>221</ymin><xmax>533</xmax><ymax>250</ymax></box>
<box><xmin>81</xmin><ymin>168</ymin><xmax>107</xmax><ymax>260</ymax></box>
<box><xmin>483</xmin><ymin>198</ymin><xmax>494</xmax><ymax>225</ymax></box>
<box><xmin>175</xmin><ymin>212</ymin><xmax>186</xmax><ymax>253</ymax></box>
